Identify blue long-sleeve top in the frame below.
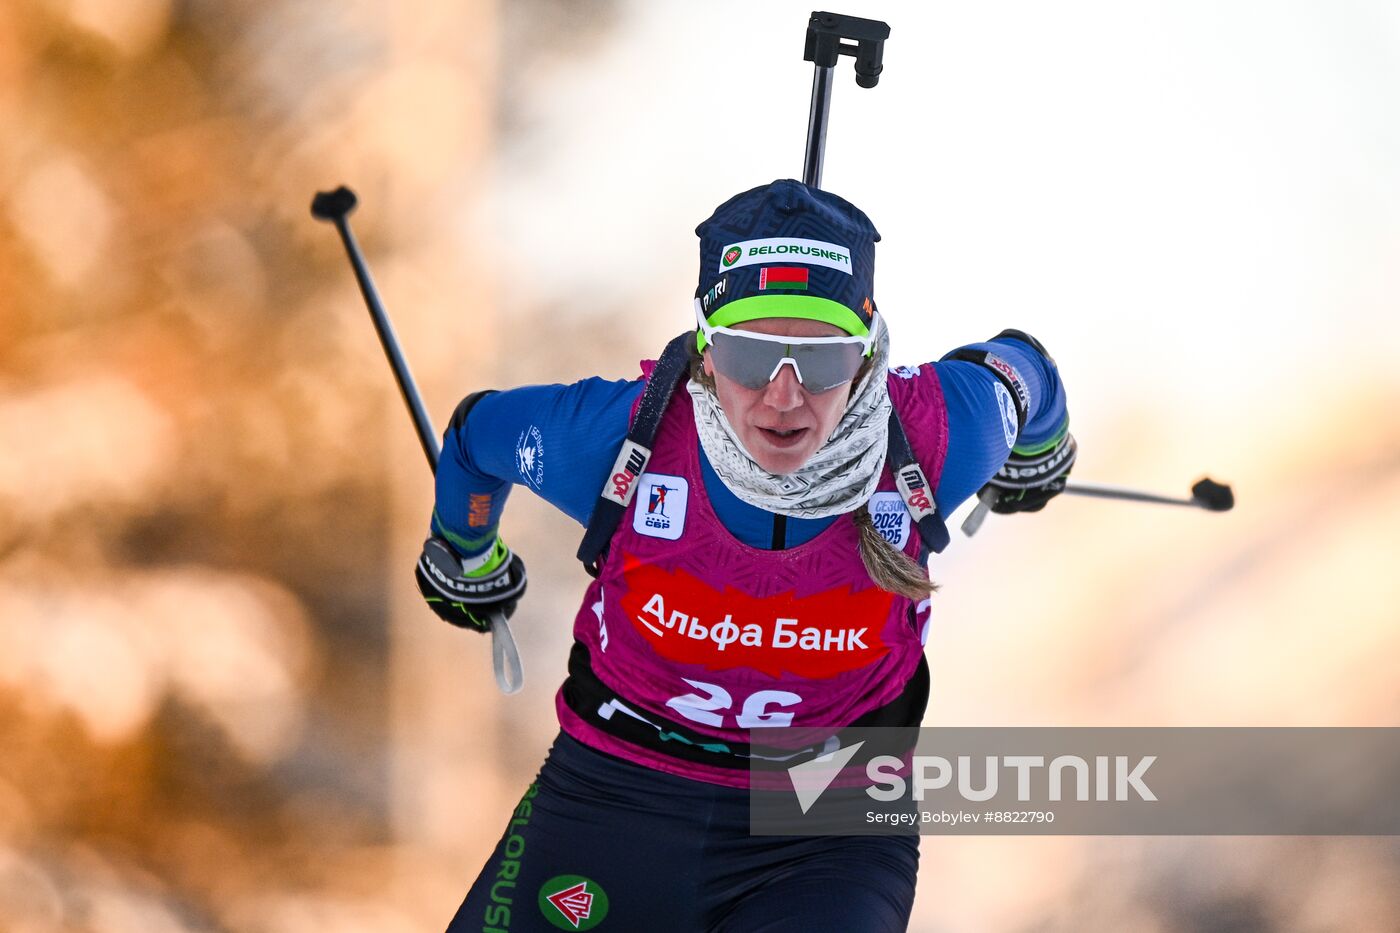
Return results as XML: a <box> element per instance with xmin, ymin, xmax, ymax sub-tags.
<box><xmin>430</xmin><ymin>337</ymin><xmax>1067</xmax><ymax>557</ymax></box>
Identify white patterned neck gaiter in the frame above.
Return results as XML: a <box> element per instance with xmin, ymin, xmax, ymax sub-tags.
<box><xmin>686</xmin><ymin>316</ymin><xmax>891</xmax><ymax>519</ymax></box>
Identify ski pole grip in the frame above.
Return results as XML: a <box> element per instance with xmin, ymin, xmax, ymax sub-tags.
<box><xmin>1190</xmin><ymin>477</ymin><xmax>1235</xmax><ymax>512</ymax></box>
<box><xmin>311</xmin><ymin>186</ymin><xmax>358</xmax><ymax>222</ymax></box>
<box><xmin>804</xmin><ymin>11</ymin><xmax>890</xmax><ymax>87</ymax></box>
<box><xmin>801</xmin><ymin>12</ymin><xmax>890</xmax><ymax>188</ymax></box>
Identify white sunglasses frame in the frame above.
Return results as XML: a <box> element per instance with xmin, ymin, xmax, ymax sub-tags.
<box><xmin>692</xmin><ymin>299</ymin><xmax>878</xmax><ymax>391</ymax></box>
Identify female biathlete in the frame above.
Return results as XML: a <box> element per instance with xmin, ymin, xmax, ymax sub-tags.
<box><xmin>417</xmin><ymin>180</ymin><xmax>1074</xmax><ymax>932</ymax></box>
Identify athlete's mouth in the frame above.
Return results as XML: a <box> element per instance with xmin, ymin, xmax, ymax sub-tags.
<box><xmin>757</xmin><ymin>426</ymin><xmax>809</xmax><ymax>448</ymax></box>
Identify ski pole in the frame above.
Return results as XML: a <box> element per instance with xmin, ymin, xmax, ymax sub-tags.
<box><xmin>1063</xmin><ymin>477</ymin><xmax>1234</xmax><ymax>510</ymax></box>
<box><xmin>310</xmin><ymin>187</ymin><xmax>439</xmax><ymax>471</ymax></box>
<box><xmin>797</xmin><ymin>14</ymin><xmax>1239</xmax><ymax>545</ymax></box>
<box><xmin>802</xmin><ymin>12</ymin><xmax>889</xmax><ymax>188</ymax></box>
<box><xmin>311</xmin><ymin>185</ymin><xmax>524</xmax><ymax>695</ymax></box>
<box><xmin>960</xmin><ymin>476</ymin><xmax>1235</xmax><ymax>536</ymax></box>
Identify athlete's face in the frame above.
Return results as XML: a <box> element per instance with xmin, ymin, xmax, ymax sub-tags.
<box><xmin>702</xmin><ymin>318</ymin><xmax>856</xmax><ymax>475</ymax></box>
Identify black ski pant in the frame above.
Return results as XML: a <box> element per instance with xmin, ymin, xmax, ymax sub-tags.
<box><xmin>447</xmin><ymin>731</ymin><xmax>918</xmax><ymax>932</ymax></box>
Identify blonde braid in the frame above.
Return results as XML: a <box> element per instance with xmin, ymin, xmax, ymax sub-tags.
<box><xmin>852</xmin><ymin>502</ymin><xmax>938</xmax><ymax>600</ymax></box>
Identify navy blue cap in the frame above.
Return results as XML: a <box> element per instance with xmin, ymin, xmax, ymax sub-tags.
<box><xmin>694</xmin><ymin>179</ymin><xmax>880</xmax><ymax>347</ymax></box>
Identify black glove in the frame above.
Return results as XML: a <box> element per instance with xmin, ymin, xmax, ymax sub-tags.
<box><xmin>982</xmin><ymin>432</ymin><xmax>1077</xmax><ymax>514</ymax></box>
<box><xmin>415</xmin><ymin>536</ymin><xmax>527</xmax><ymax>632</ymax></box>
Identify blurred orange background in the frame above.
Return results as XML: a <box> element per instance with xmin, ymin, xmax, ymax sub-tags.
<box><xmin>1</xmin><ymin>1</ymin><xmax>1396</xmax><ymax>930</ymax></box>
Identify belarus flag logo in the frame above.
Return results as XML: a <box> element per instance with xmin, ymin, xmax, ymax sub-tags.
<box><xmin>758</xmin><ymin>266</ymin><xmax>809</xmax><ymax>291</ymax></box>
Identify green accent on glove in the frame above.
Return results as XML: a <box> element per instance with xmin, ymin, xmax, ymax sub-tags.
<box><xmin>433</xmin><ymin>508</ymin><xmax>498</xmax><ymax>556</ymax></box>
<box><xmin>448</xmin><ymin>599</ymin><xmax>492</xmax><ymax>627</ymax></box>
<box><xmin>1011</xmin><ymin>416</ymin><xmax>1069</xmax><ymax>457</ymax></box>
<box><xmin>464</xmin><ymin>536</ymin><xmax>510</xmax><ymax>577</ymax></box>
<box><xmin>426</xmin><ymin>596</ymin><xmax>491</xmax><ymax>631</ymax></box>
<box><xmin>450</xmin><ymin>601</ymin><xmax>492</xmax><ymax>630</ymax></box>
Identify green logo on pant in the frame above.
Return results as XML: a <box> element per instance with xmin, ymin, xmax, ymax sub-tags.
<box><xmin>538</xmin><ymin>875</ymin><xmax>609</xmax><ymax>929</ymax></box>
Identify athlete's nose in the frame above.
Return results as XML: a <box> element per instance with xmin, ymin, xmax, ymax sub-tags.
<box><xmin>761</xmin><ymin>362</ymin><xmax>804</xmax><ymax>412</ymax></box>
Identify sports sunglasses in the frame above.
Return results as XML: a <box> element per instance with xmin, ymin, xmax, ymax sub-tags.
<box><xmin>694</xmin><ymin>300</ymin><xmax>877</xmax><ymax>394</ymax></box>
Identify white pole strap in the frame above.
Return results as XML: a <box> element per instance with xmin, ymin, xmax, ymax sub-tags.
<box><xmin>491</xmin><ymin>613</ymin><xmax>524</xmax><ymax>695</ymax></box>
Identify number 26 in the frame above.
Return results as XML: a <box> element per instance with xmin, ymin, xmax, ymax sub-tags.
<box><xmin>666</xmin><ymin>679</ymin><xmax>802</xmax><ymax>728</ymax></box>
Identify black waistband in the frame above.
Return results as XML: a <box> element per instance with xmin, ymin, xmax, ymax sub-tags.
<box><xmin>561</xmin><ymin>641</ymin><xmax>929</xmax><ymax>771</ymax></box>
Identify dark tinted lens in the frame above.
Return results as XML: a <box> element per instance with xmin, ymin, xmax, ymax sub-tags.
<box><xmin>788</xmin><ymin>341</ymin><xmax>864</xmax><ymax>393</ymax></box>
<box><xmin>708</xmin><ymin>332</ymin><xmax>787</xmax><ymax>390</ymax></box>
<box><xmin>708</xmin><ymin>332</ymin><xmax>864</xmax><ymax>393</ymax></box>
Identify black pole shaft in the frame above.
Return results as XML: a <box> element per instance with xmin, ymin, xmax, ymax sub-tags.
<box><xmin>329</xmin><ymin>217</ymin><xmax>442</xmax><ymax>473</ymax></box>
<box><xmin>803</xmin><ymin>64</ymin><xmax>834</xmax><ymax>188</ymax></box>
<box><xmin>1062</xmin><ymin>483</ymin><xmax>1198</xmax><ymax>508</ymax></box>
